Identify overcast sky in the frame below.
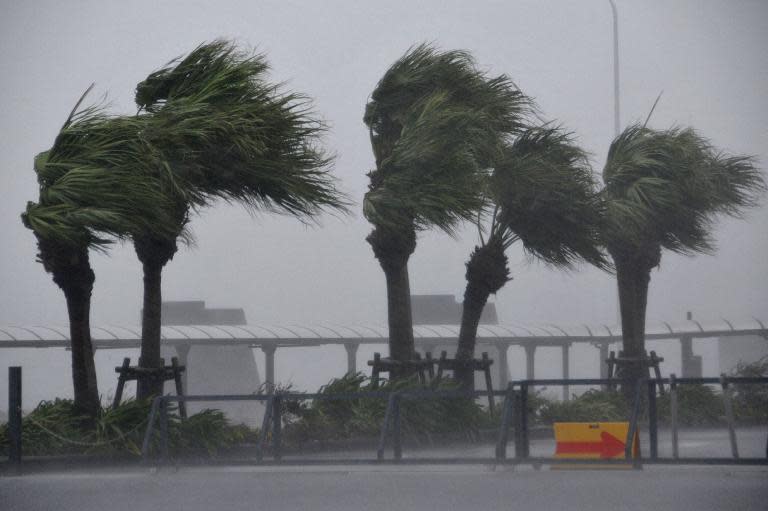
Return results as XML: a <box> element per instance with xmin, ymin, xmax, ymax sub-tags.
<box><xmin>1</xmin><ymin>0</ymin><xmax>767</xmax><ymax>334</ymax></box>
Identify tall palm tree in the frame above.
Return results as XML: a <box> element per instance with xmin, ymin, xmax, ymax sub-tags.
<box><xmin>23</xmin><ymin>98</ymin><xmax>180</xmax><ymax>418</ymax></box>
<box><xmin>454</xmin><ymin>127</ymin><xmax>608</xmax><ymax>388</ymax></box>
<box><xmin>601</xmin><ymin>124</ymin><xmax>764</xmax><ymax>388</ymax></box>
<box><xmin>132</xmin><ymin>41</ymin><xmax>347</xmax><ymax>398</ymax></box>
<box><xmin>363</xmin><ymin>45</ymin><xmax>530</xmax><ymax>375</ymax></box>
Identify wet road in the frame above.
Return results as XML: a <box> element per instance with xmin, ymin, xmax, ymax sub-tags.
<box><xmin>2</xmin><ymin>427</ymin><xmax>767</xmax><ymax>511</ymax></box>
<box><xmin>2</xmin><ymin>464</ymin><xmax>767</xmax><ymax>511</ymax></box>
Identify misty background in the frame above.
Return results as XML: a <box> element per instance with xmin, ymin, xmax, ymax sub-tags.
<box><xmin>1</xmin><ymin>1</ymin><xmax>766</xmax><ymax>404</ymax></box>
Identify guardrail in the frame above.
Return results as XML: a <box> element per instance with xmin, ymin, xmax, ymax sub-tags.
<box><xmin>140</xmin><ymin>376</ymin><xmax>768</xmax><ymax>468</ymax></box>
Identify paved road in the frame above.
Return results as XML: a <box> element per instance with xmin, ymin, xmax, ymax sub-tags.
<box><xmin>2</xmin><ymin>427</ymin><xmax>766</xmax><ymax>511</ymax></box>
<box><xmin>2</xmin><ymin>464</ymin><xmax>767</xmax><ymax>511</ymax></box>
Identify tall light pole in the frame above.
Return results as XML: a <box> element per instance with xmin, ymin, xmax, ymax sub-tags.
<box><xmin>608</xmin><ymin>0</ymin><xmax>622</xmax><ymax>330</ymax></box>
<box><xmin>608</xmin><ymin>0</ymin><xmax>620</xmax><ymax>137</ymax></box>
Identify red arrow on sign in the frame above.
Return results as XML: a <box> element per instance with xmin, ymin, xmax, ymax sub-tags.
<box><xmin>555</xmin><ymin>431</ymin><xmax>626</xmax><ymax>458</ymax></box>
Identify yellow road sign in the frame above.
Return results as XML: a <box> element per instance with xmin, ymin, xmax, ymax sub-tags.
<box><xmin>553</xmin><ymin>422</ymin><xmax>638</xmax><ymax>460</ymax></box>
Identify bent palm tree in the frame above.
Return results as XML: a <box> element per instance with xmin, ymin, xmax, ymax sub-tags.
<box><xmin>363</xmin><ymin>45</ymin><xmax>530</xmax><ymax>375</ymax></box>
<box><xmin>454</xmin><ymin>127</ymin><xmax>607</xmax><ymax>388</ymax></box>
<box><xmin>23</xmin><ymin>99</ymin><xmax>180</xmax><ymax>418</ymax></box>
<box><xmin>132</xmin><ymin>41</ymin><xmax>347</xmax><ymax>398</ymax></box>
<box><xmin>601</xmin><ymin>124</ymin><xmax>764</xmax><ymax>388</ymax></box>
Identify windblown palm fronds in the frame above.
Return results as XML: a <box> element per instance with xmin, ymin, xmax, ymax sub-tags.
<box><xmin>363</xmin><ymin>43</ymin><xmax>532</xmax><ymax>234</ymax></box>
<box><xmin>135</xmin><ymin>40</ymin><xmax>347</xmax><ymax>219</ymax></box>
<box><xmin>23</xmin><ymin>102</ymin><xmax>184</xmax><ymax>249</ymax></box>
<box><xmin>130</xmin><ymin>40</ymin><xmax>348</xmax><ymax>398</ymax></box>
<box><xmin>454</xmin><ymin>126</ymin><xmax>607</xmax><ymax>387</ymax></box>
<box><xmin>602</xmin><ymin>124</ymin><xmax>764</xmax><ymax>256</ymax></box>
<box><xmin>599</xmin><ymin>123</ymin><xmax>764</xmax><ymax>393</ymax></box>
<box><xmin>488</xmin><ymin>126</ymin><xmax>608</xmax><ymax>269</ymax></box>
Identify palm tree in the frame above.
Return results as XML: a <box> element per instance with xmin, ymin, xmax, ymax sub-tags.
<box><xmin>132</xmin><ymin>41</ymin><xmax>347</xmax><ymax>398</ymax></box>
<box><xmin>23</xmin><ymin>97</ymin><xmax>180</xmax><ymax>418</ymax></box>
<box><xmin>363</xmin><ymin>45</ymin><xmax>530</xmax><ymax>375</ymax></box>
<box><xmin>601</xmin><ymin>124</ymin><xmax>764</xmax><ymax>388</ymax></box>
<box><xmin>454</xmin><ymin>127</ymin><xmax>608</xmax><ymax>388</ymax></box>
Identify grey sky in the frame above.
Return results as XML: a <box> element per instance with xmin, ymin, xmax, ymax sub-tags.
<box><xmin>1</xmin><ymin>0</ymin><xmax>766</xmax><ymax>334</ymax></box>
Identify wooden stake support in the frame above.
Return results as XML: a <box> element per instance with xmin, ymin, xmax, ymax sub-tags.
<box><xmin>113</xmin><ymin>357</ymin><xmax>187</xmax><ymax>418</ymax></box>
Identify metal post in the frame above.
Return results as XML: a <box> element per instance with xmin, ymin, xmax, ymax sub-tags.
<box><xmin>720</xmin><ymin>374</ymin><xmax>739</xmax><ymax>459</ymax></box>
<box><xmin>256</xmin><ymin>396</ymin><xmax>273</xmax><ymax>462</ymax></box>
<box><xmin>160</xmin><ymin>398</ymin><xmax>169</xmax><ymax>465</ymax></box>
<box><xmin>261</xmin><ymin>344</ymin><xmax>276</xmax><ymax>388</ymax></box>
<box><xmin>561</xmin><ymin>343</ymin><xmax>571</xmax><ymax>401</ymax></box>
<box><xmin>272</xmin><ymin>395</ymin><xmax>282</xmax><ymax>461</ymax></box>
<box><xmin>670</xmin><ymin>373</ymin><xmax>679</xmax><ymax>459</ymax></box>
<box><xmin>520</xmin><ymin>382</ymin><xmax>530</xmax><ymax>459</ymax></box>
<box><xmin>8</xmin><ymin>367</ymin><xmax>22</xmax><ymax>466</ymax></box>
<box><xmin>524</xmin><ymin>345</ymin><xmax>536</xmax><ymax>381</ymax></box>
<box><xmin>344</xmin><ymin>343</ymin><xmax>359</xmax><ymax>375</ymax></box>
<box><xmin>626</xmin><ymin>380</ymin><xmax>643</xmax><ymax>469</ymax></box>
<box><xmin>377</xmin><ymin>392</ymin><xmax>397</xmax><ymax>460</ymax></box>
<box><xmin>495</xmin><ymin>343</ymin><xmax>509</xmax><ymax>389</ymax></box>
<box><xmin>141</xmin><ymin>396</ymin><xmax>161</xmax><ymax>463</ymax></box>
<box><xmin>495</xmin><ymin>383</ymin><xmax>515</xmax><ymax>461</ymax></box>
<box><xmin>647</xmin><ymin>379</ymin><xmax>658</xmax><ymax>460</ymax></box>
<box><xmin>393</xmin><ymin>394</ymin><xmax>402</xmax><ymax>460</ymax></box>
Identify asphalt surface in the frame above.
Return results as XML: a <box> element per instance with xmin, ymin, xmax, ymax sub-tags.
<box><xmin>2</xmin><ymin>464</ymin><xmax>767</xmax><ymax>511</ymax></box>
<box><xmin>2</xmin><ymin>427</ymin><xmax>767</xmax><ymax>511</ymax></box>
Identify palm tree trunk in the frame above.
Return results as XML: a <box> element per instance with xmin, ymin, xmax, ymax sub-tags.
<box><xmin>38</xmin><ymin>239</ymin><xmax>100</xmax><ymax>418</ymax></box>
<box><xmin>63</xmin><ymin>277</ymin><xmax>100</xmax><ymax>419</ymax></box>
<box><xmin>367</xmin><ymin>224</ymin><xmax>416</xmax><ymax>379</ymax></box>
<box><xmin>611</xmin><ymin>245</ymin><xmax>660</xmax><ymax>399</ymax></box>
<box><xmin>135</xmin><ymin>235</ymin><xmax>177</xmax><ymax>399</ymax></box>
<box><xmin>455</xmin><ymin>240</ymin><xmax>509</xmax><ymax>389</ymax></box>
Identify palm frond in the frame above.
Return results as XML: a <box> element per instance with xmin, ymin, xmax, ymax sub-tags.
<box><xmin>489</xmin><ymin>126</ymin><xmax>608</xmax><ymax>269</ymax></box>
<box><xmin>602</xmin><ymin>124</ymin><xmax>765</xmax><ymax>255</ymax></box>
<box><xmin>363</xmin><ymin>43</ymin><xmax>533</xmax><ymax>233</ymax></box>
<box><xmin>134</xmin><ymin>40</ymin><xmax>349</xmax><ymax>223</ymax></box>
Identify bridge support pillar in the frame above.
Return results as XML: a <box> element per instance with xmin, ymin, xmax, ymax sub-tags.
<box><xmin>345</xmin><ymin>343</ymin><xmax>359</xmax><ymax>375</ymax></box>
<box><xmin>495</xmin><ymin>343</ymin><xmax>509</xmax><ymax>389</ymax></box>
<box><xmin>524</xmin><ymin>344</ymin><xmax>536</xmax><ymax>380</ymax></box>
<box><xmin>597</xmin><ymin>342</ymin><xmax>610</xmax><ymax>389</ymax></box>
<box><xmin>174</xmin><ymin>344</ymin><xmax>191</xmax><ymax>393</ymax></box>
<box><xmin>261</xmin><ymin>345</ymin><xmax>276</xmax><ymax>387</ymax></box>
<box><xmin>680</xmin><ymin>335</ymin><xmax>697</xmax><ymax>377</ymax></box>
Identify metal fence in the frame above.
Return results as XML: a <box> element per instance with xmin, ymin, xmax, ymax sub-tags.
<box><xmin>139</xmin><ymin>376</ymin><xmax>768</xmax><ymax>468</ymax></box>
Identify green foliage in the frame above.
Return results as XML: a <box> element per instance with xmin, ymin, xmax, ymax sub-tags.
<box><xmin>657</xmin><ymin>384</ymin><xmax>724</xmax><ymax>427</ymax></box>
<box><xmin>282</xmin><ymin>373</ymin><xmax>487</xmax><ymax>445</ymax></box>
<box><xmin>489</xmin><ymin>126</ymin><xmax>608</xmax><ymax>270</ymax></box>
<box><xmin>0</xmin><ymin>399</ymin><xmax>251</xmax><ymax>457</ymax></box>
<box><xmin>731</xmin><ymin>357</ymin><xmax>768</xmax><ymax>423</ymax></box>
<box><xmin>536</xmin><ymin>390</ymin><xmax>628</xmax><ymax>424</ymax></box>
<box><xmin>363</xmin><ymin>43</ymin><xmax>531</xmax><ymax>234</ymax></box>
<box><xmin>602</xmin><ymin>124</ymin><xmax>765</xmax><ymax>257</ymax></box>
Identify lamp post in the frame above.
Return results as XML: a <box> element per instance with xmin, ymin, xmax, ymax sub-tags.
<box><xmin>608</xmin><ymin>0</ymin><xmax>620</xmax><ymax>136</ymax></box>
<box><xmin>608</xmin><ymin>0</ymin><xmax>622</xmax><ymax>332</ymax></box>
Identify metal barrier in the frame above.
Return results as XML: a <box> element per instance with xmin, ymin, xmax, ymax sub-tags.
<box><xmin>140</xmin><ymin>376</ymin><xmax>768</xmax><ymax>468</ymax></box>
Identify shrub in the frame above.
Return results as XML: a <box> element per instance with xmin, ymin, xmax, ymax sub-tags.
<box><xmin>656</xmin><ymin>384</ymin><xmax>724</xmax><ymax>427</ymax></box>
<box><xmin>536</xmin><ymin>389</ymin><xmax>627</xmax><ymax>424</ymax></box>
<box><xmin>731</xmin><ymin>357</ymin><xmax>768</xmax><ymax>424</ymax></box>
<box><xmin>0</xmin><ymin>399</ymin><xmax>253</xmax><ymax>457</ymax></box>
<box><xmin>282</xmin><ymin>373</ymin><xmax>487</xmax><ymax>445</ymax></box>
